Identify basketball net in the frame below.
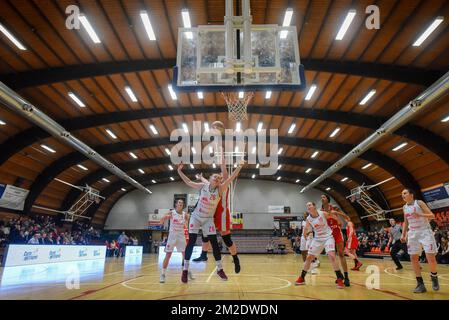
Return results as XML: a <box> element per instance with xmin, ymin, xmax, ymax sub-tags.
<box><xmin>221</xmin><ymin>92</ymin><xmax>254</xmax><ymax>121</ymax></box>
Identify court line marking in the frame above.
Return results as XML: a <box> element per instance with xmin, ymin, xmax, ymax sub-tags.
<box><xmin>206</xmin><ymin>267</ymin><xmax>217</xmax><ymax>283</ymax></box>
<box><xmin>384</xmin><ymin>267</ymin><xmax>449</xmax><ymax>285</ymax></box>
<box><xmin>156</xmin><ymin>291</ymin><xmax>320</xmax><ymax>300</ymax></box>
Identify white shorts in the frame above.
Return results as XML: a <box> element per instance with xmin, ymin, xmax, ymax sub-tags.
<box><xmin>189</xmin><ymin>214</ymin><xmax>216</xmax><ymax>236</ymax></box>
<box><xmin>308</xmin><ymin>236</ymin><xmax>335</xmax><ymax>257</ymax></box>
<box><xmin>407</xmin><ymin>228</ymin><xmax>437</xmax><ymax>255</ymax></box>
<box><xmin>300</xmin><ymin>236</ymin><xmax>313</xmax><ymax>251</ymax></box>
<box><xmin>165</xmin><ymin>233</ymin><xmax>186</xmax><ymax>253</ymax></box>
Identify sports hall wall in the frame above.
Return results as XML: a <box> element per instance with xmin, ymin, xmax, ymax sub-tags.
<box><xmin>105</xmin><ymin>180</ymin><xmax>335</xmax><ymax>230</ymax></box>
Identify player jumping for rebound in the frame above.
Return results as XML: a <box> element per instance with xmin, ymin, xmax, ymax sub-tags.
<box><xmin>321</xmin><ymin>194</ymin><xmax>351</xmax><ymax>286</ymax></box>
<box><xmin>295</xmin><ymin>202</ymin><xmax>349</xmax><ymax>289</ymax></box>
<box><xmin>400</xmin><ymin>188</ymin><xmax>439</xmax><ymax>293</ymax></box>
<box><xmin>193</xmin><ymin>167</ymin><xmax>241</xmax><ymax>273</ymax></box>
<box><xmin>177</xmin><ymin>160</ymin><xmax>244</xmax><ymax>283</ymax></box>
<box><xmin>159</xmin><ymin>199</ymin><xmax>194</xmax><ymax>283</ymax></box>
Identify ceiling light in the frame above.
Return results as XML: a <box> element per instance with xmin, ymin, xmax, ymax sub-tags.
<box><xmin>277</xmin><ymin>176</ymin><xmax>282</xmax><ymax>181</ymax></box>
<box><xmin>170</xmin><ymin>177</ymin><xmax>174</xmax><ymax>181</ymax></box>
<box><xmin>197</xmin><ymin>91</ymin><xmax>203</xmax><ymax>99</ymax></box>
<box><xmin>138</xmin><ymin>169</ymin><xmax>145</xmax><ymax>174</ymax></box>
<box><xmin>182</xmin><ymin>9</ymin><xmax>193</xmax><ymax>39</ymax></box>
<box><xmin>152</xmin><ymin>180</ymin><xmax>156</xmax><ymax>184</ymax></box>
<box><xmin>140</xmin><ymin>11</ymin><xmax>156</xmax><ymax>41</ymax></box>
<box><xmin>125</xmin><ymin>86</ymin><xmax>138</xmax><ymax>102</ymax></box>
<box><xmin>329</xmin><ymin>127</ymin><xmax>340</xmax><ymax>138</ymax></box>
<box><xmin>149</xmin><ymin>124</ymin><xmax>158</xmax><ymax>135</ymax></box>
<box><xmin>441</xmin><ymin>115</ymin><xmax>449</xmax><ymax>123</ymax></box>
<box><xmin>41</xmin><ymin>144</ymin><xmax>56</xmax><ymax>153</ymax></box>
<box><xmin>413</xmin><ymin>17</ymin><xmax>444</xmax><ymax>47</ymax></box>
<box><xmin>191</xmin><ymin>147</ymin><xmax>196</xmax><ymax>154</ymax></box>
<box><xmin>265</xmin><ymin>91</ymin><xmax>272</xmax><ymax>99</ymax></box>
<box><xmin>277</xmin><ymin>165</ymin><xmax>282</xmax><ymax>170</ymax></box>
<box><xmin>282</xmin><ymin>8</ymin><xmax>293</xmax><ymax>26</ymax></box>
<box><xmin>121</xmin><ymin>188</ymin><xmax>126</xmax><ymax>192</ymax></box>
<box><xmin>129</xmin><ymin>152</ymin><xmax>138</xmax><ymax>159</ymax></box>
<box><xmin>204</xmin><ymin>122</ymin><xmax>209</xmax><ymax>132</ymax></box>
<box><xmin>0</xmin><ymin>120</ymin><xmax>5</xmax><ymax>125</ymax></box>
<box><xmin>336</xmin><ymin>10</ymin><xmax>356</xmax><ymax>40</ymax></box>
<box><xmin>77</xmin><ymin>164</ymin><xmax>88</xmax><ymax>171</ymax></box>
<box><xmin>252</xmin><ymin>174</ymin><xmax>256</xmax><ymax>179</ymax></box>
<box><xmin>252</xmin><ymin>146</ymin><xmax>256</xmax><ymax>154</ymax></box>
<box><xmin>68</xmin><ymin>92</ymin><xmax>85</xmax><ymax>107</ymax></box>
<box><xmin>236</xmin><ymin>122</ymin><xmax>241</xmax><ymax>132</ymax></box>
<box><xmin>79</xmin><ymin>15</ymin><xmax>101</xmax><ymax>43</ymax></box>
<box><xmin>102</xmin><ymin>178</ymin><xmax>110</xmax><ymax>183</ymax></box>
<box><xmin>362</xmin><ymin>163</ymin><xmax>372</xmax><ymax>170</ymax></box>
<box><xmin>341</xmin><ymin>177</ymin><xmax>348</xmax><ymax>182</ymax></box>
<box><xmin>238</xmin><ymin>91</ymin><xmax>244</xmax><ymax>99</ymax></box>
<box><xmin>288</xmin><ymin>123</ymin><xmax>296</xmax><ymax>134</ymax></box>
<box><xmin>168</xmin><ymin>84</ymin><xmax>177</xmax><ymax>100</ymax></box>
<box><xmin>306</xmin><ymin>168</ymin><xmax>312</xmax><ymax>173</ymax></box>
<box><xmin>168</xmin><ymin>165</ymin><xmax>174</xmax><ymax>170</ymax></box>
<box><xmin>392</xmin><ymin>142</ymin><xmax>408</xmax><ymax>151</ymax></box>
<box><xmin>190</xmin><ymin>164</ymin><xmax>194</xmax><ymax>169</ymax></box>
<box><xmin>256</xmin><ymin>163</ymin><xmax>260</xmax><ymax>169</ymax></box>
<box><xmin>326</xmin><ymin>187</ymin><xmax>331</xmax><ymax>191</ymax></box>
<box><xmin>295</xmin><ymin>179</ymin><xmax>300</xmax><ymax>183</ymax></box>
<box><xmin>0</xmin><ymin>23</ymin><xmax>26</xmax><ymax>50</ymax></box>
<box><xmin>311</xmin><ymin>151</ymin><xmax>319</xmax><ymax>158</ymax></box>
<box><xmin>182</xmin><ymin>123</ymin><xmax>188</xmax><ymax>133</ymax></box>
<box><xmin>165</xmin><ymin>148</ymin><xmax>171</xmax><ymax>155</ymax></box>
<box><xmin>257</xmin><ymin>122</ymin><xmax>263</xmax><ymax>133</ymax></box>
<box><xmin>359</xmin><ymin>89</ymin><xmax>376</xmax><ymax>105</ymax></box>
<box><xmin>105</xmin><ymin>129</ymin><xmax>117</xmax><ymax>139</ymax></box>
<box><xmin>277</xmin><ymin>148</ymin><xmax>283</xmax><ymax>155</ymax></box>
<box><xmin>305</xmin><ymin>85</ymin><xmax>317</xmax><ymax>100</ymax></box>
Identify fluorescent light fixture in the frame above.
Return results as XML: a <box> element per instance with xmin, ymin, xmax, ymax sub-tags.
<box><xmin>125</xmin><ymin>86</ymin><xmax>138</xmax><ymax>102</ymax></box>
<box><xmin>252</xmin><ymin>146</ymin><xmax>256</xmax><ymax>154</ymax></box>
<box><xmin>121</xmin><ymin>188</ymin><xmax>126</xmax><ymax>192</ymax></box>
<box><xmin>336</xmin><ymin>10</ymin><xmax>356</xmax><ymax>40</ymax></box>
<box><xmin>190</xmin><ymin>164</ymin><xmax>194</xmax><ymax>169</ymax></box>
<box><xmin>204</xmin><ymin>122</ymin><xmax>209</xmax><ymax>132</ymax></box>
<box><xmin>236</xmin><ymin>122</ymin><xmax>241</xmax><ymax>132</ymax></box>
<box><xmin>102</xmin><ymin>178</ymin><xmax>110</xmax><ymax>183</ymax></box>
<box><xmin>256</xmin><ymin>163</ymin><xmax>260</xmax><ymax>169</ymax></box>
<box><xmin>138</xmin><ymin>169</ymin><xmax>145</xmax><ymax>174</ymax></box>
<box><xmin>77</xmin><ymin>164</ymin><xmax>88</xmax><ymax>171</ymax></box>
<box><xmin>295</xmin><ymin>179</ymin><xmax>300</xmax><ymax>183</ymax></box>
<box><xmin>105</xmin><ymin>129</ymin><xmax>117</xmax><ymax>139</ymax></box>
<box><xmin>362</xmin><ymin>163</ymin><xmax>372</xmax><ymax>170</ymax></box>
<box><xmin>359</xmin><ymin>89</ymin><xmax>376</xmax><ymax>105</ymax></box>
<box><xmin>41</xmin><ymin>144</ymin><xmax>56</xmax><ymax>153</ymax></box>
<box><xmin>300</xmin><ymin>187</ymin><xmax>306</xmax><ymax>193</ymax></box>
<box><xmin>212</xmin><ymin>163</ymin><xmax>216</xmax><ymax>168</ymax></box>
<box><xmin>257</xmin><ymin>122</ymin><xmax>263</xmax><ymax>133</ymax></box>
<box><xmin>235</xmin><ymin>146</ymin><xmax>239</xmax><ymax>153</ymax></box>
<box><xmin>209</xmin><ymin>146</ymin><xmax>213</xmax><ymax>153</ymax></box>
<box><xmin>305</xmin><ymin>84</ymin><xmax>317</xmax><ymax>100</ymax></box>
<box><xmin>79</xmin><ymin>15</ymin><xmax>101</xmax><ymax>43</ymax></box>
<box><xmin>238</xmin><ymin>91</ymin><xmax>244</xmax><ymax>99</ymax></box>
<box><xmin>182</xmin><ymin>123</ymin><xmax>188</xmax><ymax>133</ymax></box>
<box><xmin>392</xmin><ymin>142</ymin><xmax>408</xmax><ymax>152</ymax></box>
<box><xmin>341</xmin><ymin>177</ymin><xmax>348</xmax><ymax>182</ymax></box>
<box><xmin>329</xmin><ymin>127</ymin><xmax>341</xmax><ymax>138</ymax></box>
<box><xmin>326</xmin><ymin>187</ymin><xmax>331</xmax><ymax>191</ymax></box>
<box><xmin>145</xmin><ymin>188</ymin><xmax>152</xmax><ymax>194</ymax></box>
<box><xmin>282</xmin><ymin>8</ymin><xmax>294</xmax><ymax>26</ymax></box>
<box><xmin>170</xmin><ymin>177</ymin><xmax>175</xmax><ymax>181</ymax></box>
<box><xmin>413</xmin><ymin>17</ymin><xmax>444</xmax><ymax>47</ymax></box>
<box><xmin>277</xmin><ymin>148</ymin><xmax>283</xmax><ymax>155</ymax></box>
<box><xmin>140</xmin><ymin>11</ymin><xmax>156</xmax><ymax>41</ymax></box>
<box><xmin>197</xmin><ymin>91</ymin><xmax>204</xmax><ymax>99</ymax></box>
<box><xmin>0</xmin><ymin>23</ymin><xmax>26</xmax><ymax>50</ymax></box>
<box><xmin>311</xmin><ymin>151</ymin><xmax>319</xmax><ymax>158</ymax></box>
<box><xmin>168</xmin><ymin>84</ymin><xmax>177</xmax><ymax>100</ymax></box>
<box><xmin>277</xmin><ymin>176</ymin><xmax>282</xmax><ymax>181</ymax></box>
<box><xmin>182</xmin><ymin>9</ymin><xmax>193</xmax><ymax>39</ymax></box>
<box><xmin>165</xmin><ymin>148</ymin><xmax>171</xmax><ymax>155</ymax></box>
<box><xmin>152</xmin><ymin>180</ymin><xmax>156</xmax><ymax>184</ymax></box>
<box><xmin>191</xmin><ymin>147</ymin><xmax>196</xmax><ymax>154</ymax></box>
<box><xmin>441</xmin><ymin>115</ymin><xmax>449</xmax><ymax>123</ymax></box>
<box><xmin>277</xmin><ymin>165</ymin><xmax>282</xmax><ymax>170</ymax></box>
<box><xmin>129</xmin><ymin>152</ymin><xmax>138</xmax><ymax>159</ymax></box>
<box><xmin>288</xmin><ymin>123</ymin><xmax>296</xmax><ymax>134</ymax></box>
<box><xmin>306</xmin><ymin>168</ymin><xmax>312</xmax><ymax>173</ymax></box>
<box><xmin>168</xmin><ymin>165</ymin><xmax>173</xmax><ymax>170</ymax></box>
<box><xmin>68</xmin><ymin>92</ymin><xmax>85</xmax><ymax>107</ymax></box>
<box><xmin>0</xmin><ymin>120</ymin><xmax>5</xmax><ymax>125</ymax></box>
<box><xmin>149</xmin><ymin>124</ymin><xmax>158</xmax><ymax>135</ymax></box>
<box><xmin>252</xmin><ymin>174</ymin><xmax>256</xmax><ymax>179</ymax></box>
<box><xmin>265</xmin><ymin>91</ymin><xmax>272</xmax><ymax>99</ymax></box>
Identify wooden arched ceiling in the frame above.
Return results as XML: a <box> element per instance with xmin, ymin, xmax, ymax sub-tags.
<box><xmin>0</xmin><ymin>0</ymin><xmax>449</xmax><ymax>226</ymax></box>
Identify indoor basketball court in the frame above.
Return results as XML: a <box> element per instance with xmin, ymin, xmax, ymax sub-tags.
<box><xmin>0</xmin><ymin>0</ymin><xmax>449</xmax><ymax>304</ymax></box>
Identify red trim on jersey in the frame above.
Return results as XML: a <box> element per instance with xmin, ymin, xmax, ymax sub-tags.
<box><xmin>327</xmin><ymin>216</ymin><xmax>344</xmax><ymax>244</ymax></box>
<box><xmin>214</xmin><ymin>189</ymin><xmax>231</xmax><ymax>232</ymax></box>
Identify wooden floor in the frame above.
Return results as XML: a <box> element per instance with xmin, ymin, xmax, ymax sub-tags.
<box><xmin>0</xmin><ymin>254</ymin><xmax>448</xmax><ymax>300</ymax></box>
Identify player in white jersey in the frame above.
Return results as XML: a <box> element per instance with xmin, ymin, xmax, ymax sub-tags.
<box><xmin>400</xmin><ymin>189</ymin><xmax>439</xmax><ymax>293</ymax></box>
<box><xmin>295</xmin><ymin>202</ymin><xmax>349</xmax><ymax>289</ymax></box>
<box><xmin>158</xmin><ymin>199</ymin><xmax>193</xmax><ymax>283</ymax></box>
<box><xmin>177</xmin><ymin>161</ymin><xmax>244</xmax><ymax>283</ymax></box>
<box><xmin>299</xmin><ymin>213</ymin><xmax>319</xmax><ymax>274</ymax></box>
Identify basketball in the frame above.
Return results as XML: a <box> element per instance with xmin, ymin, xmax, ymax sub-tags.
<box><xmin>211</xmin><ymin>120</ymin><xmax>225</xmax><ymax>134</ymax></box>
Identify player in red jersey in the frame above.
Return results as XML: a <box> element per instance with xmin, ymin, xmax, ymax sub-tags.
<box><xmin>345</xmin><ymin>216</ymin><xmax>362</xmax><ymax>271</ymax></box>
<box><xmin>321</xmin><ymin>195</ymin><xmax>350</xmax><ymax>286</ymax></box>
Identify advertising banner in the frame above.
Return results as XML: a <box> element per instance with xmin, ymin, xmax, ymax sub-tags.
<box><xmin>0</xmin><ymin>184</ymin><xmax>29</xmax><ymax>211</ymax></box>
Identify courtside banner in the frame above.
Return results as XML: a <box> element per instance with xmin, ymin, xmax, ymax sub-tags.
<box><xmin>0</xmin><ymin>184</ymin><xmax>29</xmax><ymax>211</ymax></box>
<box><xmin>125</xmin><ymin>245</ymin><xmax>143</xmax><ymax>258</ymax></box>
<box><xmin>3</xmin><ymin>244</ymin><xmax>106</xmax><ymax>267</ymax></box>
<box><xmin>422</xmin><ymin>182</ymin><xmax>449</xmax><ymax>209</ymax></box>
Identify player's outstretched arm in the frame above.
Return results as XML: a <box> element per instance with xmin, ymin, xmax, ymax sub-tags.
<box><xmin>198</xmin><ymin>173</ymin><xmax>209</xmax><ymax>184</ymax></box>
<box><xmin>219</xmin><ymin>160</ymin><xmax>244</xmax><ymax>194</ymax></box>
<box><xmin>177</xmin><ymin>164</ymin><xmax>204</xmax><ymax>189</ymax></box>
<box><xmin>159</xmin><ymin>212</ymin><xmax>171</xmax><ymax>225</ymax></box>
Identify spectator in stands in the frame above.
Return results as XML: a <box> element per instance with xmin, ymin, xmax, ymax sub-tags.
<box><xmin>438</xmin><ymin>237</ymin><xmax>449</xmax><ymax>264</ymax></box>
<box><xmin>28</xmin><ymin>233</ymin><xmax>40</xmax><ymax>244</ymax></box>
<box><xmin>43</xmin><ymin>233</ymin><xmax>53</xmax><ymax>245</ymax></box>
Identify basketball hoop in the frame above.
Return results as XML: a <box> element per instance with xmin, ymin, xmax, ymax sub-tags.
<box><xmin>221</xmin><ymin>92</ymin><xmax>254</xmax><ymax>121</ymax></box>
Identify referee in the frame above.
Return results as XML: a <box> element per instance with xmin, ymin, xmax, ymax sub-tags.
<box><xmin>388</xmin><ymin>218</ymin><xmax>405</xmax><ymax>270</ymax></box>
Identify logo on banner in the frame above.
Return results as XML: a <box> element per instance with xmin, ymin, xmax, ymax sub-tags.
<box><xmin>93</xmin><ymin>249</ymin><xmax>101</xmax><ymax>257</ymax></box>
<box><xmin>49</xmin><ymin>249</ymin><xmax>61</xmax><ymax>260</ymax></box>
<box><xmin>78</xmin><ymin>249</ymin><xmax>87</xmax><ymax>257</ymax></box>
<box><xmin>23</xmin><ymin>249</ymin><xmax>38</xmax><ymax>261</ymax></box>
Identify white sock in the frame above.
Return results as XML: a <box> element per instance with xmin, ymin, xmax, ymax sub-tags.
<box><xmin>162</xmin><ymin>268</ymin><xmax>166</xmax><ymax>275</ymax></box>
<box><xmin>183</xmin><ymin>260</ymin><xmax>189</xmax><ymax>271</ymax></box>
<box><xmin>215</xmin><ymin>260</ymin><xmax>223</xmax><ymax>270</ymax></box>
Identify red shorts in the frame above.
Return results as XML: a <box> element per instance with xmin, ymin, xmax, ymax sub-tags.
<box><xmin>214</xmin><ymin>208</ymin><xmax>231</xmax><ymax>233</ymax></box>
<box><xmin>332</xmin><ymin>229</ymin><xmax>344</xmax><ymax>245</ymax></box>
<box><xmin>346</xmin><ymin>237</ymin><xmax>358</xmax><ymax>250</ymax></box>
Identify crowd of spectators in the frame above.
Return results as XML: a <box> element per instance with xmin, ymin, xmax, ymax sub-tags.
<box><xmin>356</xmin><ymin>223</ymin><xmax>449</xmax><ymax>264</ymax></box>
<box><xmin>0</xmin><ymin>214</ymin><xmax>101</xmax><ymax>247</ymax></box>
<box><xmin>105</xmin><ymin>232</ymin><xmax>139</xmax><ymax>257</ymax></box>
